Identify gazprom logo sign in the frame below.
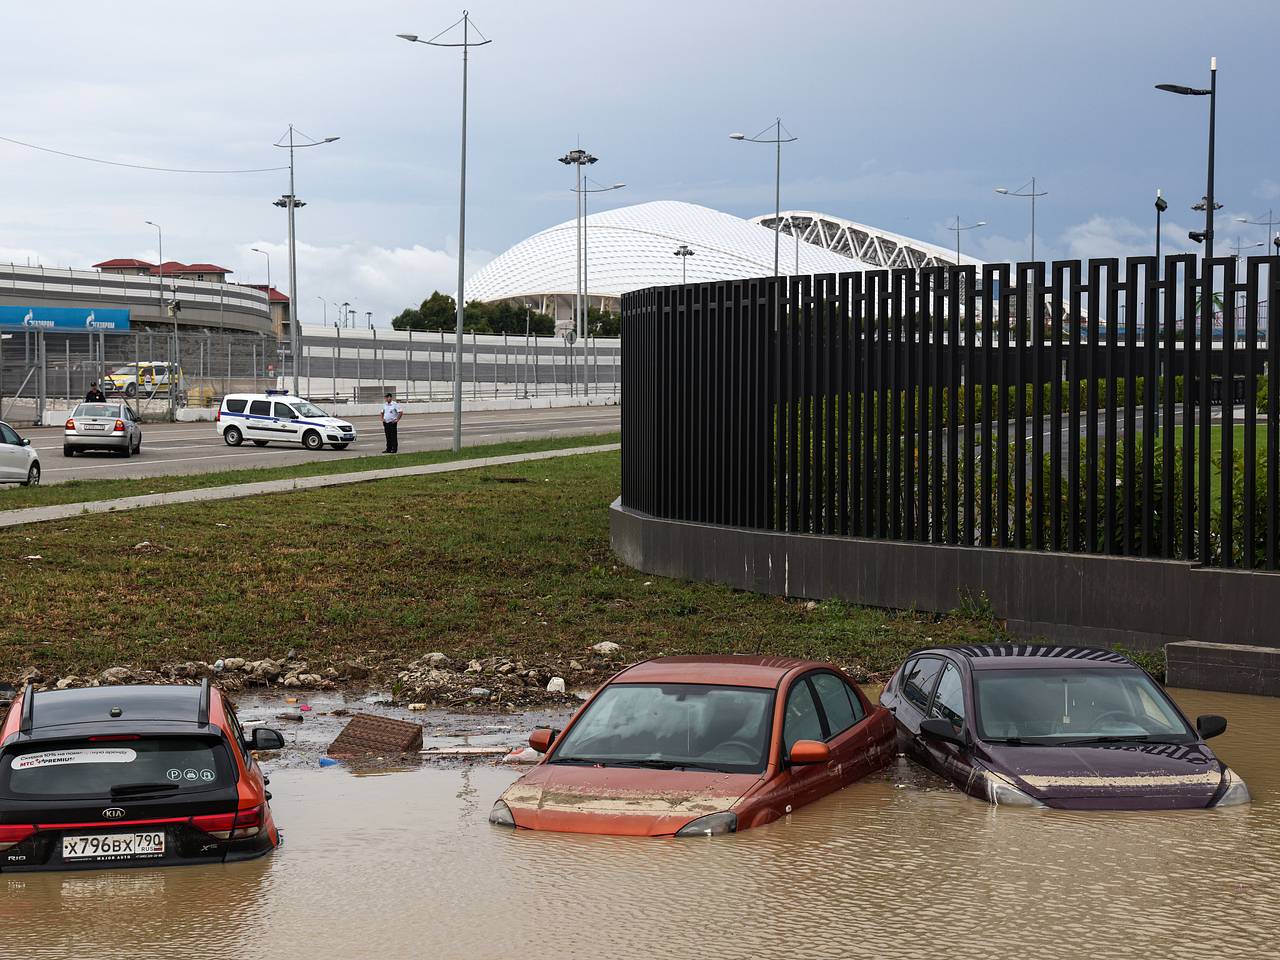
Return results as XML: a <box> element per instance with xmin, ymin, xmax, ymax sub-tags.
<box><xmin>0</xmin><ymin>305</ymin><xmax>130</xmax><ymax>331</ymax></box>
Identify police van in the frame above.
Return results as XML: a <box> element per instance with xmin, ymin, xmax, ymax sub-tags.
<box><xmin>216</xmin><ymin>390</ymin><xmax>357</xmax><ymax>451</ymax></box>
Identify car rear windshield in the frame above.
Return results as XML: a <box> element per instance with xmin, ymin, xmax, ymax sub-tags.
<box><xmin>74</xmin><ymin>404</ymin><xmax>118</xmax><ymax>419</ymax></box>
<box><xmin>550</xmin><ymin>683</ymin><xmax>774</xmax><ymax>774</ymax></box>
<box><xmin>0</xmin><ymin>737</ymin><xmax>234</xmax><ymax>800</ymax></box>
<box><xmin>974</xmin><ymin>668</ymin><xmax>1194</xmax><ymax>744</ymax></box>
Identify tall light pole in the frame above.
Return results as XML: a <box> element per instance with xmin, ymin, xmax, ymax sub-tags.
<box><xmin>995</xmin><ymin>178</ymin><xmax>1048</xmax><ymax>261</ymax></box>
<box><xmin>144</xmin><ymin>220</ymin><xmax>179</xmax><ymax>416</ymax></box>
<box><xmin>1157</xmin><ymin>58</ymin><xmax>1217</xmax><ymax>263</ymax></box>
<box><xmin>251</xmin><ymin>247</ymin><xmax>272</xmax><ymax>291</ymax></box>
<box><xmin>558</xmin><ymin>148</ymin><xmax>597</xmax><ymax>397</ymax></box>
<box><xmin>316</xmin><ymin>296</ymin><xmax>327</xmax><ymax>326</ymax></box>
<box><xmin>399</xmin><ymin>12</ymin><xmax>491</xmax><ymax>452</ymax></box>
<box><xmin>947</xmin><ymin>216</ymin><xmax>986</xmax><ymax>266</ymax></box>
<box><xmin>730</xmin><ymin>119</ymin><xmax>797</xmax><ymax>277</ymax></box>
<box><xmin>273</xmin><ymin>126</ymin><xmax>340</xmax><ymax>396</ymax></box>
<box><xmin>571</xmin><ymin>177</ymin><xmax>624</xmax><ymax>392</ymax></box>
<box><xmin>674</xmin><ymin>244</ymin><xmax>695</xmax><ymax>284</ymax></box>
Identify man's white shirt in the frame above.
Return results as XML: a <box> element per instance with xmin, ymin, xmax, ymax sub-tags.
<box><xmin>382</xmin><ymin>401</ymin><xmax>402</xmax><ymax>423</ymax></box>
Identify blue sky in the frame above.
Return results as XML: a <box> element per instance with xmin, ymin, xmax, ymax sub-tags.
<box><xmin>0</xmin><ymin>0</ymin><xmax>1277</xmax><ymax>323</ymax></box>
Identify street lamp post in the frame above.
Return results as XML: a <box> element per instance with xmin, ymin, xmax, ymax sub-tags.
<box><xmin>144</xmin><ymin>220</ymin><xmax>179</xmax><ymax>417</ymax></box>
<box><xmin>673</xmin><ymin>244</ymin><xmax>695</xmax><ymax>284</ymax></box>
<box><xmin>571</xmin><ymin>177</ymin><xmax>624</xmax><ymax>394</ymax></box>
<box><xmin>399</xmin><ymin>13</ymin><xmax>490</xmax><ymax>452</ymax></box>
<box><xmin>250</xmin><ymin>247</ymin><xmax>272</xmax><ymax>291</ymax></box>
<box><xmin>1157</xmin><ymin>57</ymin><xmax>1218</xmax><ymax>263</ymax></box>
<box><xmin>995</xmin><ymin>179</ymin><xmax>1048</xmax><ymax>261</ymax></box>
<box><xmin>316</xmin><ymin>296</ymin><xmax>327</xmax><ymax>326</ymax></box>
<box><xmin>730</xmin><ymin>119</ymin><xmax>798</xmax><ymax>278</ymax></box>
<box><xmin>1235</xmin><ymin>210</ymin><xmax>1277</xmax><ymax>260</ymax></box>
<box><xmin>1155</xmin><ymin>189</ymin><xmax>1169</xmax><ymax>269</ymax></box>
<box><xmin>558</xmin><ymin>149</ymin><xmax>598</xmax><ymax>397</ymax></box>
<box><xmin>947</xmin><ymin>216</ymin><xmax>986</xmax><ymax>266</ymax></box>
<box><xmin>273</xmin><ymin>126</ymin><xmax>339</xmax><ymax>397</ymax></box>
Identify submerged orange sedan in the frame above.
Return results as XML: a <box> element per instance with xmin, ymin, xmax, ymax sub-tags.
<box><xmin>489</xmin><ymin>656</ymin><xmax>896</xmax><ymax>837</ymax></box>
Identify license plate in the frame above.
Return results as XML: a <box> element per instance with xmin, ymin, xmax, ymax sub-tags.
<box><xmin>82</xmin><ymin>424</ymin><xmax>106</xmax><ymax>432</ymax></box>
<box><xmin>341</xmin><ymin>434</ymin><xmax>354</xmax><ymax>441</ymax></box>
<box><xmin>62</xmin><ymin>832</ymin><xmax>165</xmax><ymax>861</ymax></box>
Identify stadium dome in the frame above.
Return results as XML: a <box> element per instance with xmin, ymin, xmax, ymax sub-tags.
<box><xmin>466</xmin><ymin>200</ymin><xmax>869</xmax><ymax>324</ymax></box>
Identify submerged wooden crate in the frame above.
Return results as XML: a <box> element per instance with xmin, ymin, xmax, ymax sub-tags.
<box><xmin>327</xmin><ymin>713</ymin><xmax>423</xmax><ymax>757</ymax></box>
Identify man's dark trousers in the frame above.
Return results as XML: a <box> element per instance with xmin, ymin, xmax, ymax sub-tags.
<box><xmin>383</xmin><ymin>420</ymin><xmax>398</xmax><ymax>453</ymax></box>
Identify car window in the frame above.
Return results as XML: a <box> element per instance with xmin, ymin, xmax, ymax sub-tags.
<box><xmin>274</xmin><ymin>403</ymin><xmax>297</xmax><ymax>419</ymax></box>
<box><xmin>810</xmin><ymin>672</ymin><xmax>859</xmax><ymax>736</ymax></box>
<box><xmin>928</xmin><ymin>663</ymin><xmax>966</xmax><ymax>731</ymax></box>
<box><xmin>222</xmin><ymin>703</ymin><xmax>251</xmax><ymax>768</ymax></box>
<box><xmin>224</xmin><ymin>398</ymin><xmax>247</xmax><ymax>413</ymax></box>
<box><xmin>249</xmin><ymin>400</ymin><xmax>271</xmax><ymax>416</ymax></box>
<box><xmin>783</xmin><ymin>680</ymin><xmax>825</xmax><ymax>752</ymax></box>
<box><xmin>902</xmin><ymin>657</ymin><xmax>945</xmax><ymax>713</ymax></box>
<box><xmin>0</xmin><ymin>423</ymin><xmax>19</xmax><ymax>445</ymax></box>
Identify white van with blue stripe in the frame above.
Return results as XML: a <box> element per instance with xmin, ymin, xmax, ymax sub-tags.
<box><xmin>216</xmin><ymin>391</ymin><xmax>357</xmax><ymax>451</ymax></box>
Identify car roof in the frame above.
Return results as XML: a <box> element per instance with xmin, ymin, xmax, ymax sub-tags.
<box><xmin>14</xmin><ymin>684</ymin><xmax>217</xmax><ymax>736</ymax></box>
<box><xmin>612</xmin><ymin>655</ymin><xmax>828</xmax><ymax>688</ymax></box>
<box><xmin>912</xmin><ymin>644</ymin><xmax>1136</xmax><ymax>671</ymax></box>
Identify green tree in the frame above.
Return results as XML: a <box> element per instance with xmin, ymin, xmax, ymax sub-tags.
<box><xmin>588</xmin><ymin>305</ymin><xmax>621</xmax><ymax>338</ymax></box>
<box><xmin>391</xmin><ymin>291</ymin><xmax>556</xmax><ymax>335</ymax></box>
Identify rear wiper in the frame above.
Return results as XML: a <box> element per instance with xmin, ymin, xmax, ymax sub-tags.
<box><xmin>109</xmin><ymin>782</ymin><xmax>181</xmax><ymax>797</ymax></box>
<box><xmin>1057</xmin><ymin>735</ymin><xmax>1184</xmax><ymax>747</ymax></box>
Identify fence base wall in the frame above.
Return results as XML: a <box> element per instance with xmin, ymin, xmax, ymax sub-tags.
<box><xmin>610</xmin><ymin>500</ymin><xmax>1280</xmax><ymax>695</ymax></box>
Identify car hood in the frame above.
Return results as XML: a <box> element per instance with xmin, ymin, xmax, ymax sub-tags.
<box><xmin>301</xmin><ymin>417</ymin><xmax>353</xmax><ymax>429</ymax></box>
<box><xmin>501</xmin><ymin>763</ymin><xmax>762</xmax><ymax>836</ymax></box>
<box><xmin>981</xmin><ymin>741</ymin><xmax>1224</xmax><ymax>809</ymax></box>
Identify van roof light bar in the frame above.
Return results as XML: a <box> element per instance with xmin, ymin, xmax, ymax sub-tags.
<box><xmin>197</xmin><ymin>678</ymin><xmax>211</xmax><ymax>726</ymax></box>
<box><xmin>19</xmin><ymin>682</ymin><xmax>35</xmax><ymax>734</ymax></box>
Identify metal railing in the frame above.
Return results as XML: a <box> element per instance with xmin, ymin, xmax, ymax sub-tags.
<box><xmin>621</xmin><ymin>256</ymin><xmax>1278</xmax><ymax>571</ymax></box>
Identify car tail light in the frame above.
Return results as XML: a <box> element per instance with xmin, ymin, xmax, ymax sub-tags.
<box><xmin>215</xmin><ymin>409</ymin><xmax>221</xmax><ymax>422</ymax></box>
<box><xmin>0</xmin><ymin>824</ymin><xmax>35</xmax><ymax>850</ymax></box>
<box><xmin>190</xmin><ymin>805</ymin><xmax>263</xmax><ymax>841</ymax></box>
<box><xmin>65</xmin><ymin>418</ymin><xmax>75</xmax><ymax>430</ymax></box>
<box><xmin>114</xmin><ymin>419</ymin><xmax>125</xmax><ymax>432</ymax></box>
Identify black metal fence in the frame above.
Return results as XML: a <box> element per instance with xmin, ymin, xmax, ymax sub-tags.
<box><xmin>621</xmin><ymin>256</ymin><xmax>1279</xmax><ymax>570</ymax></box>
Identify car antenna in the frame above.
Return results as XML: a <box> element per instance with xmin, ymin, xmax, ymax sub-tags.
<box><xmin>197</xmin><ymin>677</ymin><xmax>211</xmax><ymax>726</ymax></box>
<box><xmin>18</xmin><ymin>682</ymin><xmax>35</xmax><ymax>734</ymax></box>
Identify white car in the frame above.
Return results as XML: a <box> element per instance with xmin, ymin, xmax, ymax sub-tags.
<box><xmin>0</xmin><ymin>420</ymin><xmax>40</xmax><ymax>486</ymax></box>
<box><xmin>216</xmin><ymin>392</ymin><xmax>357</xmax><ymax>451</ymax></box>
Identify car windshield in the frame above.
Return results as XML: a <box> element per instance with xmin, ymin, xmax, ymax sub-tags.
<box><xmin>74</xmin><ymin>404</ymin><xmax>118</xmax><ymax>418</ymax></box>
<box><xmin>0</xmin><ymin>737</ymin><xmax>233</xmax><ymax>799</ymax></box>
<box><xmin>550</xmin><ymin>683</ymin><xmax>774</xmax><ymax>774</ymax></box>
<box><xmin>109</xmin><ymin>365</ymin><xmax>138</xmax><ymax>374</ymax></box>
<box><xmin>974</xmin><ymin>668</ymin><xmax>1194</xmax><ymax>744</ymax></box>
<box><xmin>291</xmin><ymin>401</ymin><xmax>327</xmax><ymax>418</ymax></box>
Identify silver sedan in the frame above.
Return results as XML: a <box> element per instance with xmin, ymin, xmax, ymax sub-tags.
<box><xmin>64</xmin><ymin>402</ymin><xmax>143</xmax><ymax>457</ymax></box>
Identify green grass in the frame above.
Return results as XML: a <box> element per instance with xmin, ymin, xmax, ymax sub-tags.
<box><xmin>0</xmin><ymin>432</ymin><xmax>619</xmax><ymax>512</ymax></box>
<box><xmin>0</xmin><ymin>448</ymin><xmax>1003</xmax><ymax>685</ymax></box>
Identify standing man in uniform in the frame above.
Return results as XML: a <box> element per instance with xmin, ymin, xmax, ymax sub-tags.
<box><xmin>85</xmin><ymin>380</ymin><xmax>106</xmax><ymax>403</ymax></box>
<box><xmin>381</xmin><ymin>392</ymin><xmax>402</xmax><ymax>454</ymax></box>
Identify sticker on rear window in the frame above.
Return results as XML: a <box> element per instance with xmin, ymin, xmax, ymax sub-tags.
<box><xmin>13</xmin><ymin>748</ymin><xmax>138</xmax><ymax>770</ymax></box>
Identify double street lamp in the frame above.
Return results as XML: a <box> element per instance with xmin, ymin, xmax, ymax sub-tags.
<box><xmin>730</xmin><ymin>119</ymin><xmax>797</xmax><ymax>278</ymax></box>
<box><xmin>947</xmin><ymin>216</ymin><xmax>986</xmax><ymax>266</ymax></box>
<box><xmin>398</xmin><ymin>13</ymin><xmax>490</xmax><ymax>452</ymax></box>
<box><xmin>273</xmin><ymin>126</ymin><xmax>339</xmax><ymax>396</ymax></box>
<box><xmin>673</xmin><ymin>244</ymin><xmax>695</xmax><ymax>284</ymax></box>
<box><xmin>1234</xmin><ymin>211</ymin><xmax>1280</xmax><ymax>258</ymax></box>
<box><xmin>995</xmin><ymin>178</ymin><xmax>1048</xmax><ymax>261</ymax></box>
<box><xmin>569</xmin><ymin>175</ymin><xmax>624</xmax><ymax>394</ymax></box>
<box><xmin>143</xmin><ymin>219</ymin><xmax>180</xmax><ymax>416</ymax></box>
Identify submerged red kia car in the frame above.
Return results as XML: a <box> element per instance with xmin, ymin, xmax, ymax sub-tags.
<box><xmin>0</xmin><ymin>681</ymin><xmax>284</xmax><ymax>872</ymax></box>
<box><xmin>490</xmin><ymin>656</ymin><xmax>896</xmax><ymax>836</ymax></box>
<box><xmin>881</xmin><ymin>644</ymin><xmax>1250</xmax><ymax>810</ymax></box>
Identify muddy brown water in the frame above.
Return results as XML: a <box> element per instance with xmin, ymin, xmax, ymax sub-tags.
<box><xmin>3</xmin><ymin>687</ymin><xmax>1278</xmax><ymax>960</ymax></box>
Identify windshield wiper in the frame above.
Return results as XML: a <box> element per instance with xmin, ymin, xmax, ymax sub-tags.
<box><xmin>608</xmin><ymin>758</ymin><xmax>724</xmax><ymax>772</ymax></box>
<box><xmin>109</xmin><ymin>782</ymin><xmax>181</xmax><ymax>797</ymax></box>
<box><xmin>984</xmin><ymin>737</ymin><xmax>1033</xmax><ymax>745</ymax></box>
<box><xmin>1057</xmin><ymin>734</ymin><xmax>1185</xmax><ymax>747</ymax></box>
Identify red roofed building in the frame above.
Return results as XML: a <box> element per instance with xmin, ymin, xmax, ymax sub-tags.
<box><xmin>244</xmin><ymin>284</ymin><xmax>292</xmax><ymax>340</ymax></box>
<box><xmin>93</xmin><ymin>259</ymin><xmax>232</xmax><ymax>283</ymax></box>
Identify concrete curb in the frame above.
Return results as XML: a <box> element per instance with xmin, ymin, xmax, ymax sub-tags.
<box><xmin>0</xmin><ymin>443</ymin><xmax>621</xmax><ymax>529</ymax></box>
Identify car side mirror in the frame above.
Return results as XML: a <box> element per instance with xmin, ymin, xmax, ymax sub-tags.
<box><xmin>528</xmin><ymin>728</ymin><xmax>558</xmax><ymax>753</ymax></box>
<box><xmin>920</xmin><ymin>718</ymin><xmax>966</xmax><ymax>746</ymax></box>
<box><xmin>249</xmin><ymin>728</ymin><xmax>286</xmax><ymax>752</ymax></box>
<box><xmin>788</xmin><ymin>740</ymin><xmax>831</xmax><ymax>765</ymax></box>
<box><xmin>21</xmin><ymin>438</ymin><xmax>30</xmax><ymax>447</ymax></box>
<box><xmin>1196</xmin><ymin>715</ymin><xmax>1228</xmax><ymax>740</ymax></box>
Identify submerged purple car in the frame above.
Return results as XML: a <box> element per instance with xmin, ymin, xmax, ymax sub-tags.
<box><xmin>880</xmin><ymin>645</ymin><xmax>1250</xmax><ymax>810</ymax></box>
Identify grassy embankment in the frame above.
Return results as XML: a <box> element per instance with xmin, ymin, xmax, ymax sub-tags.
<box><xmin>0</xmin><ymin>447</ymin><xmax>1004</xmax><ymax>685</ymax></box>
<box><xmin>0</xmin><ymin>433</ymin><xmax>619</xmax><ymax>512</ymax></box>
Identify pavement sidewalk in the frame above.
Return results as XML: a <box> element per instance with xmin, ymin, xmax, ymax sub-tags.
<box><xmin>0</xmin><ymin>442</ymin><xmax>620</xmax><ymax>529</ymax></box>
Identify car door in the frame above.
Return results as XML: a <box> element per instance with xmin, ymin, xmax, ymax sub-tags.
<box><xmin>808</xmin><ymin>671</ymin><xmax>874</xmax><ymax>789</ymax></box>
<box><xmin>921</xmin><ymin>661</ymin><xmax>975</xmax><ymax>786</ymax></box>
<box><xmin>273</xmin><ymin>402</ymin><xmax>301</xmax><ymax>444</ymax></box>
<box><xmin>245</xmin><ymin>399</ymin><xmax>275</xmax><ymax>440</ymax></box>
<box><xmin>892</xmin><ymin>656</ymin><xmax>946</xmax><ymax>765</ymax></box>
<box><xmin>0</xmin><ymin>423</ymin><xmax>24</xmax><ymax>479</ymax></box>
<box><xmin>774</xmin><ymin>677</ymin><xmax>831</xmax><ymax>810</ymax></box>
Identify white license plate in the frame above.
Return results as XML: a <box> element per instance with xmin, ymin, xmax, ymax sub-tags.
<box><xmin>62</xmin><ymin>832</ymin><xmax>165</xmax><ymax>861</ymax></box>
<box><xmin>341</xmin><ymin>434</ymin><xmax>355</xmax><ymax>441</ymax></box>
<box><xmin>82</xmin><ymin>424</ymin><xmax>106</xmax><ymax>432</ymax></box>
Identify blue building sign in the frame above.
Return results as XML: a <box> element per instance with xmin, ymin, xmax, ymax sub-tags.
<box><xmin>0</xmin><ymin>305</ymin><xmax>130</xmax><ymax>331</ymax></box>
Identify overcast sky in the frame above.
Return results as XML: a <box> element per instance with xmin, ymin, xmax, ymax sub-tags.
<box><xmin>2</xmin><ymin>0</ymin><xmax>1277</xmax><ymax>325</ymax></box>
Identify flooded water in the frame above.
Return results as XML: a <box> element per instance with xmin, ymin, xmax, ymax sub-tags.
<box><xmin>4</xmin><ymin>687</ymin><xmax>1279</xmax><ymax>960</ymax></box>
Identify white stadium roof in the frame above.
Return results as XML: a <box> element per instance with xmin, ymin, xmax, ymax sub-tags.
<box><xmin>466</xmin><ymin>200</ymin><xmax>870</xmax><ymax>303</ymax></box>
<box><xmin>755</xmin><ymin>211</ymin><xmax>983</xmax><ymax>270</ymax></box>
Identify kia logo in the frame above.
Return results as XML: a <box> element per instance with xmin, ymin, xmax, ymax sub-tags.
<box><xmin>102</xmin><ymin>807</ymin><xmax>126</xmax><ymax>820</ymax></box>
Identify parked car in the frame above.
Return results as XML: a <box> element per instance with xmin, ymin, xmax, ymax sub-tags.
<box><xmin>489</xmin><ymin>656</ymin><xmax>896</xmax><ymax>836</ymax></box>
<box><xmin>0</xmin><ymin>421</ymin><xmax>40</xmax><ymax>486</ymax></box>
<box><xmin>880</xmin><ymin>644</ymin><xmax>1250</xmax><ymax>810</ymax></box>
<box><xmin>64</xmin><ymin>402</ymin><xmax>142</xmax><ymax>457</ymax></box>
<box><xmin>103</xmin><ymin>362</ymin><xmax>183</xmax><ymax>399</ymax></box>
<box><xmin>216</xmin><ymin>391</ymin><xmax>357</xmax><ymax>451</ymax></box>
<box><xmin>0</xmin><ymin>681</ymin><xmax>284</xmax><ymax>872</ymax></box>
